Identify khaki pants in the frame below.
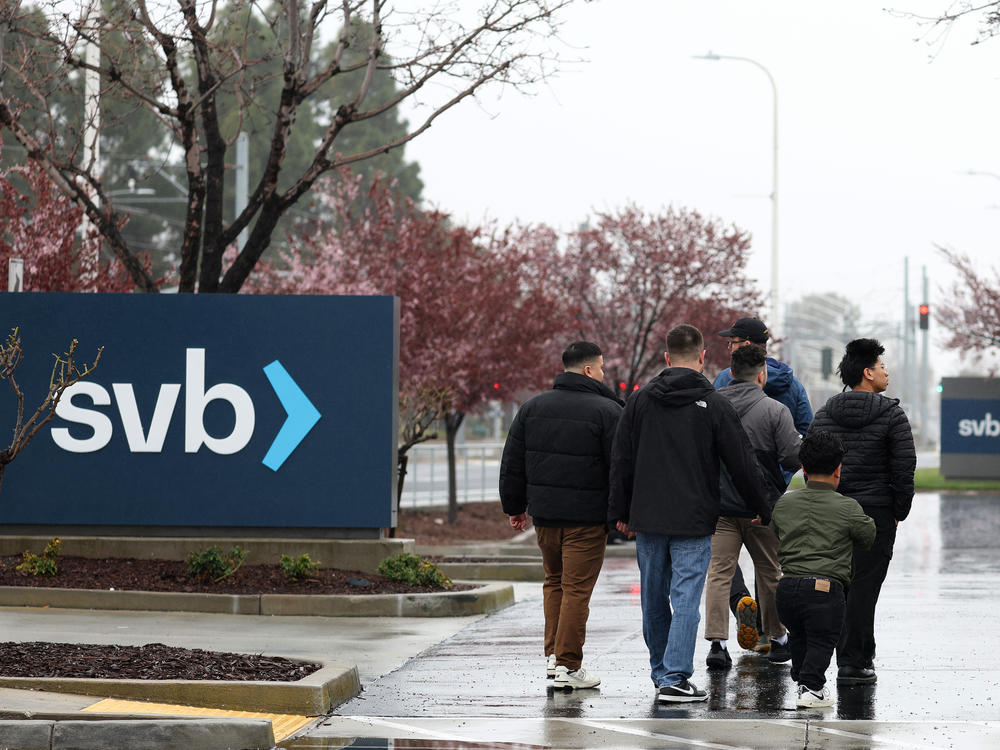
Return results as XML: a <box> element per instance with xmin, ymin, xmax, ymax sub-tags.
<box><xmin>535</xmin><ymin>525</ymin><xmax>607</xmax><ymax>671</ymax></box>
<box><xmin>704</xmin><ymin>516</ymin><xmax>786</xmax><ymax>642</ymax></box>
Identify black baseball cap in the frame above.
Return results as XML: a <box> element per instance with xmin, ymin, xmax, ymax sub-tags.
<box><xmin>717</xmin><ymin>317</ymin><xmax>769</xmax><ymax>344</ymax></box>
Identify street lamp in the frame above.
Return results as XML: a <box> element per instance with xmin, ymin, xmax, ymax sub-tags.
<box><xmin>693</xmin><ymin>51</ymin><xmax>780</xmax><ymax>334</ymax></box>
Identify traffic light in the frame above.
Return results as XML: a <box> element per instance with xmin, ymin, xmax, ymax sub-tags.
<box><xmin>821</xmin><ymin>347</ymin><xmax>833</xmax><ymax>380</ymax></box>
<box><xmin>919</xmin><ymin>303</ymin><xmax>929</xmax><ymax>330</ymax></box>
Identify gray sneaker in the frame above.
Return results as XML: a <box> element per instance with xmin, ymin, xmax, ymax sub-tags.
<box><xmin>657</xmin><ymin>679</ymin><xmax>708</xmax><ymax>702</ymax></box>
<box><xmin>553</xmin><ymin>665</ymin><xmax>601</xmax><ymax>690</ymax></box>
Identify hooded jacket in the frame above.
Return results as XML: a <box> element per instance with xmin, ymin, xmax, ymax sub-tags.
<box><xmin>499</xmin><ymin>371</ymin><xmax>623</xmax><ymax>526</ymax></box>
<box><xmin>714</xmin><ymin>357</ymin><xmax>813</xmax><ymax>437</ymax></box>
<box><xmin>607</xmin><ymin>367</ymin><xmax>771</xmax><ymax>537</ymax></box>
<box><xmin>809</xmin><ymin>390</ymin><xmax>916</xmax><ymax>521</ymax></box>
<box><xmin>718</xmin><ymin>379</ymin><xmax>802</xmax><ymax>517</ymax></box>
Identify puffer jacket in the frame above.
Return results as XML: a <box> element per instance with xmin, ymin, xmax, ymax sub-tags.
<box><xmin>714</xmin><ymin>357</ymin><xmax>813</xmax><ymax>436</ymax></box>
<box><xmin>499</xmin><ymin>372</ymin><xmax>623</xmax><ymax>526</ymax></box>
<box><xmin>718</xmin><ymin>380</ymin><xmax>802</xmax><ymax>517</ymax></box>
<box><xmin>809</xmin><ymin>390</ymin><xmax>916</xmax><ymax>521</ymax></box>
<box><xmin>607</xmin><ymin>367</ymin><xmax>771</xmax><ymax>537</ymax></box>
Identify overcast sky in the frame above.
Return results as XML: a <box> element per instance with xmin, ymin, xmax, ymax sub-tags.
<box><xmin>403</xmin><ymin>1</ymin><xmax>1000</xmax><ymax>377</ymax></box>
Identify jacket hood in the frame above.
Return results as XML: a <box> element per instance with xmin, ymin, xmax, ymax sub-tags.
<box><xmin>719</xmin><ymin>379</ymin><xmax>766</xmax><ymax>418</ymax></box>
<box><xmin>553</xmin><ymin>371</ymin><xmax>622</xmax><ymax>404</ymax></box>
<box><xmin>822</xmin><ymin>390</ymin><xmax>899</xmax><ymax>429</ymax></box>
<box><xmin>645</xmin><ymin>367</ymin><xmax>715</xmax><ymax>406</ymax></box>
<box><xmin>763</xmin><ymin>357</ymin><xmax>794</xmax><ymax>397</ymax></box>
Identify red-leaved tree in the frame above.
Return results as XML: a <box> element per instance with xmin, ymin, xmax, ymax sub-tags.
<box><xmin>0</xmin><ymin>157</ymin><xmax>139</xmax><ymax>292</ymax></box>
<box><xmin>545</xmin><ymin>204</ymin><xmax>763</xmax><ymax>394</ymax></box>
<box><xmin>251</xmin><ymin>176</ymin><xmax>575</xmax><ymax>523</ymax></box>
<box><xmin>937</xmin><ymin>245</ymin><xmax>1000</xmax><ymax>359</ymax></box>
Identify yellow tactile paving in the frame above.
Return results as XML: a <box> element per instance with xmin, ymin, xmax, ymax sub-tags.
<box><xmin>83</xmin><ymin>698</ymin><xmax>315</xmax><ymax>741</ymax></box>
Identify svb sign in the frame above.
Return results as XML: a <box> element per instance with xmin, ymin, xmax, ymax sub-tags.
<box><xmin>0</xmin><ymin>293</ymin><xmax>399</xmax><ymax>532</ymax></box>
<box><xmin>940</xmin><ymin>377</ymin><xmax>1000</xmax><ymax>480</ymax></box>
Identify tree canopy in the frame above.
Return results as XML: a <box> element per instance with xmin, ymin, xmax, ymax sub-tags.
<box><xmin>0</xmin><ymin>0</ymin><xmax>579</xmax><ymax>293</ymax></box>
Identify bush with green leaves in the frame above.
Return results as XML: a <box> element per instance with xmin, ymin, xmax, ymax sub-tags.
<box><xmin>16</xmin><ymin>537</ymin><xmax>61</xmax><ymax>576</ymax></box>
<box><xmin>377</xmin><ymin>553</ymin><xmax>452</xmax><ymax>589</ymax></box>
<box><xmin>186</xmin><ymin>545</ymin><xmax>248</xmax><ymax>582</ymax></box>
<box><xmin>280</xmin><ymin>553</ymin><xmax>321</xmax><ymax>582</ymax></box>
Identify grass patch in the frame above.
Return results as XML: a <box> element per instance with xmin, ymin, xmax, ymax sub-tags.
<box><xmin>786</xmin><ymin>468</ymin><xmax>1000</xmax><ymax>492</ymax></box>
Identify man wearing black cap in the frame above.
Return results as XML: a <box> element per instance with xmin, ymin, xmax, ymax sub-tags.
<box><xmin>713</xmin><ymin>317</ymin><xmax>813</xmax><ymax>656</ymax></box>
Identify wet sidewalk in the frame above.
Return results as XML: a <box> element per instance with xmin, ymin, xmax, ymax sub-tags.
<box><xmin>305</xmin><ymin>491</ymin><xmax>1000</xmax><ymax>748</ymax></box>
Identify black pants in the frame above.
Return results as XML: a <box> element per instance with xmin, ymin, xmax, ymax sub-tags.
<box><xmin>776</xmin><ymin>576</ymin><xmax>845</xmax><ymax>691</ymax></box>
<box><xmin>837</xmin><ymin>506</ymin><xmax>897</xmax><ymax>669</ymax></box>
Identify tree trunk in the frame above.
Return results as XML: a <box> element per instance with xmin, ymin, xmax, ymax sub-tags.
<box><xmin>391</xmin><ymin>449</ymin><xmax>410</xmax><ymax>538</ymax></box>
<box><xmin>444</xmin><ymin>411</ymin><xmax>465</xmax><ymax>524</ymax></box>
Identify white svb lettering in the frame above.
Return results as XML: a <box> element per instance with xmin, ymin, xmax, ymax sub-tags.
<box><xmin>957</xmin><ymin>412</ymin><xmax>1000</xmax><ymax>438</ymax></box>
<box><xmin>51</xmin><ymin>348</ymin><xmax>255</xmax><ymax>455</ymax></box>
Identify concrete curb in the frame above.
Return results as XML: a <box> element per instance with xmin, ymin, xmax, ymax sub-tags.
<box><xmin>0</xmin><ymin>661</ymin><xmax>358</xmax><ymax>715</ymax></box>
<box><xmin>0</xmin><ymin>581</ymin><xmax>514</xmax><ymax>617</ymax></box>
<box><xmin>436</xmin><ymin>561</ymin><xmax>544</xmax><ymax>581</ymax></box>
<box><xmin>0</xmin><ymin>717</ymin><xmax>275</xmax><ymax>750</ymax></box>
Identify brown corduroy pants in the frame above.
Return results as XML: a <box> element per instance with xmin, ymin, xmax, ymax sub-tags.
<box><xmin>535</xmin><ymin>524</ymin><xmax>607</xmax><ymax>671</ymax></box>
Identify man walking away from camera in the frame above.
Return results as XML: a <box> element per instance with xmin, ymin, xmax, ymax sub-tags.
<box><xmin>704</xmin><ymin>343</ymin><xmax>801</xmax><ymax>669</ymax></box>
<box><xmin>500</xmin><ymin>341</ymin><xmax>623</xmax><ymax>691</ymax></box>
<box><xmin>608</xmin><ymin>324</ymin><xmax>770</xmax><ymax>703</ymax></box>
<box><xmin>809</xmin><ymin>338</ymin><xmax>915</xmax><ymax>686</ymax></box>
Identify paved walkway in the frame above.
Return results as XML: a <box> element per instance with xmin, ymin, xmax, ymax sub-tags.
<box><xmin>304</xmin><ymin>491</ymin><xmax>1000</xmax><ymax>748</ymax></box>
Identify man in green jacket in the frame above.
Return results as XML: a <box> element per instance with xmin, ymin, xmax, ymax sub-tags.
<box><xmin>771</xmin><ymin>430</ymin><xmax>876</xmax><ymax>708</ymax></box>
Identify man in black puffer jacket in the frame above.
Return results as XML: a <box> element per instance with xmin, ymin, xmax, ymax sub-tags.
<box><xmin>500</xmin><ymin>341</ymin><xmax>623</xmax><ymax>691</ymax></box>
<box><xmin>809</xmin><ymin>338</ymin><xmax>915</xmax><ymax>686</ymax></box>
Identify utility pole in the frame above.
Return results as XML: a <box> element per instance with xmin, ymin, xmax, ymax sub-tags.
<box><xmin>919</xmin><ymin>265</ymin><xmax>930</xmax><ymax>446</ymax></box>
<box><xmin>902</xmin><ymin>257</ymin><xmax>913</xmax><ymax>409</ymax></box>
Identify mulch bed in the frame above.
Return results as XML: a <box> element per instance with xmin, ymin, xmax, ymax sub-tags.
<box><xmin>0</xmin><ymin>641</ymin><xmax>320</xmax><ymax>682</ymax></box>
<box><xmin>0</xmin><ymin>555</ymin><xmax>469</xmax><ymax>596</ymax></box>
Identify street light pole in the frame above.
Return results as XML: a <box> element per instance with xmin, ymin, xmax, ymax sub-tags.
<box><xmin>694</xmin><ymin>51</ymin><xmax>780</xmax><ymax>334</ymax></box>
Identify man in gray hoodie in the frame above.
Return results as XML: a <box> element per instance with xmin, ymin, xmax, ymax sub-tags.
<box><xmin>703</xmin><ymin>344</ymin><xmax>802</xmax><ymax>669</ymax></box>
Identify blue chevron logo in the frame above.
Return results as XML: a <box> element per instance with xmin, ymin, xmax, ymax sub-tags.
<box><xmin>261</xmin><ymin>360</ymin><xmax>321</xmax><ymax>471</ymax></box>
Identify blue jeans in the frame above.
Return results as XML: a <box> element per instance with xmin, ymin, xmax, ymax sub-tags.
<box><xmin>635</xmin><ymin>532</ymin><xmax>713</xmax><ymax>688</ymax></box>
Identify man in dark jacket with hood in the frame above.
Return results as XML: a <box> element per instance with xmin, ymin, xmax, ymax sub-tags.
<box><xmin>608</xmin><ymin>324</ymin><xmax>770</xmax><ymax>703</ymax></box>
<box><xmin>500</xmin><ymin>341</ymin><xmax>623</xmax><ymax>691</ymax></box>
<box><xmin>809</xmin><ymin>338</ymin><xmax>915</xmax><ymax>685</ymax></box>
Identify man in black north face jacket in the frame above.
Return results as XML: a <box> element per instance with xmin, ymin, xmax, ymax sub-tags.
<box><xmin>809</xmin><ymin>338</ymin><xmax>915</xmax><ymax>686</ymax></box>
<box><xmin>500</xmin><ymin>341</ymin><xmax>623</xmax><ymax>691</ymax></box>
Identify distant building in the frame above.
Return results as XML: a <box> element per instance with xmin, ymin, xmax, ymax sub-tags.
<box><xmin>782</xmin><ymin>293</ymin><xmax>861</xmax><ymax>412</ymax></box>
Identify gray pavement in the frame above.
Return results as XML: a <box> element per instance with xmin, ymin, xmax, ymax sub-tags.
<box><xmin>0</xmin><ymin>490</ymin><xmax>998</xmax><ymax>749</ymax></box>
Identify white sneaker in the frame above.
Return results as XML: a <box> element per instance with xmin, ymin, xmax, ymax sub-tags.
<box><xmin>546</xmin><ymin>654</ymin><xmax>557</xmax><ymax>678</ymax></box>
<box><xmin>796</xmin><ymin>684</ymin><xmax>833</xmax><ymax>708</ymax></box>
<box><xmin>553</xmin><ymin>665</ymin><xmax>601</xmax><ymax>690</ymax></box>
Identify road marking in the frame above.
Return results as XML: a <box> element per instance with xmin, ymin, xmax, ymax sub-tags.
<box><xmin>560</xmin><ymin>718</ymin><xmax>747</xmax><ymax>748</ymax></box>
<box><xmin>338</xmin><ymin>716</ymin><xmax>494</xmax><ymax>744</ymax></box>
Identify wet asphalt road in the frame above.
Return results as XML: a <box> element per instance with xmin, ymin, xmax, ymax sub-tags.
<box><xmin>296</xmin><ymin>492</ymin><xmax>1000</xmax><ymax>747</ymax></box>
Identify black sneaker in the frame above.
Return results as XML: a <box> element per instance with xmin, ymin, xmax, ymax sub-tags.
<box><xmin>767</xmin><ymin>639</ymin><xmax>791</xmax><ymax>663</ymax></box>
<box><xmin>657</xmin><ymin>679</ymin><xmax>708</xmax><ymax>703</ymax></box>
<box><xmin>705</xmin><ymin>641</ymin><xmax>732</xmax><ymax>669</ymax></box>
<box><xmin>837</xmin><ymin>666</ymin><xmax>876</xmax><ymax>684</ymax></box>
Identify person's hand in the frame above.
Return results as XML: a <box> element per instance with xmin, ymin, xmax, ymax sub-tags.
<box><xmin>509</xmin><ymin>513</ymin><xmax>528</xmax><ymax>531</ymax></box>
<box><xmin>750</xmin><ymin>514</ymin><xmax>763</xmax><ymax>525</ymax></box>
<box><xmin>615</xmin><ymin>520</ymin><xmax>635</xmax><ymax>539</ymax></box>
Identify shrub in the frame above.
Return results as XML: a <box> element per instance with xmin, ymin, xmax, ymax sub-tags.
<box><xmin>377</xmin><ymin>552</ymin><xmax>452</xmax><ymax>589</ymax></box>
<box><xmin>16</xmin><ymin>537</ymin><xmax>61</xmax><ymax>576</ymax></box>
<box><xmin>280</xmin><ymin>553</ymin><xmax>320</xmax><ymax>582</ymax></box>
<box><xmin>186</xmin><ymin>545</ymin><xmax>248</xmax><ymax>582</ymax></box>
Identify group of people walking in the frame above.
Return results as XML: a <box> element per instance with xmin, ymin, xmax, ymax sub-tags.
<box><xmin>499</xmin><ymin>317</ymin><xmax>916</xmax><ymax>708</ymax></box>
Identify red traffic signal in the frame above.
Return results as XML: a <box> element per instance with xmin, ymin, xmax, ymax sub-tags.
<box><xmin>919</xmin><ymin>303</ymin><xmax>929</xmax><ymax>330</ymax></box>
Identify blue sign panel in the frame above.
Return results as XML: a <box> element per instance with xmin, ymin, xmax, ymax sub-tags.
<box><xmin>0</xmin><ymin>293</ymin><xmax>398</xmax><ymax>529</ymax></box>
<box><xmin>941</xmin><ymin>398</ymin><xmax>1000</xmax><ymax>454</ymax></box>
